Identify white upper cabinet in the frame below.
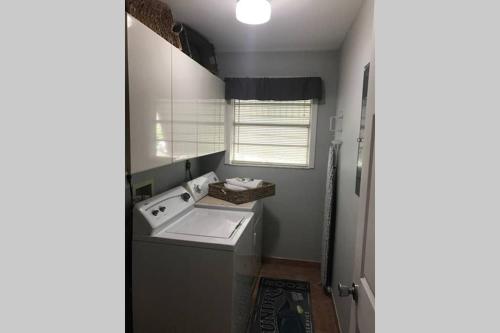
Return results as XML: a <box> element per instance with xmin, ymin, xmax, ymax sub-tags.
<box><xmin>127</xmin><ymin>14</ymin><xmax>226</xmax><ymax>173</ymax></box>
<box><xmin>216</xmin><ymin>81</ymin><xmax>226</xmax><ymax>153</ymax></box>
<box><xmin>127</xmin><ymin>14</ymin><xmax>173</xmax><ymax>173</ymax></box>
<box><xmin>197</xmin><ymin>69</ymin><xmax>220</xmax><ymax>157</ymax></box>
<box><xmin>172</xmin><ymin>46</ymin><xmax>226</xmax><ymax>161</ymax></box>
<box><xmin>171</xmin><ymin>46</ymin><xmax>200</xmax><ymax>162</ymax></box>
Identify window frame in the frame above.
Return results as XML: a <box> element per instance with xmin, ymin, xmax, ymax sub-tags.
<box><xmin>225</xmin><ymin>99</ymin><xmax>318</xmax><ymax>169</ymax></box>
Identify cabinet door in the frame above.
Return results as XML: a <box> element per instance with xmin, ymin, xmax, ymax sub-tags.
<box><xmin>172</xmin><ymin>46</ymin><xmax>200</xmax><ymax>162</ymax></box>
<box><xmin>215</xmin><ymin>79</ymin><xmax>226</xmax><ymax>153</ymax></box>
<box><xmin>198</xmin><ymin>72</ymin><xmax>225</xmax><ymax>156</ymax></box>
<box><xmin>127</xmin><ymin>14</ymin><xmax>173</xmax><ymax>173</ymax></box>
<box><xmin>196</xmin><ymin>69</ymin><xmax>218</xmax><ymax>157</ymax></box>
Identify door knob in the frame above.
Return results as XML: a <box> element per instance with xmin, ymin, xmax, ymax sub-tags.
<box><xmin>338</xmin><ymin>282</ymin><xmax>359</xmax><ymax>302</ymax></box>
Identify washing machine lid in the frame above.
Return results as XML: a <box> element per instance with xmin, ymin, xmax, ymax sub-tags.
<box><xmin>165</xmin><ymin>208</ymin><xmax>245</xmax><ymax>239</ymax></box>
<box><xmin>196</xmin><ymin>195</ymin><xmax>257</xmax><ymax>211</ymax></box>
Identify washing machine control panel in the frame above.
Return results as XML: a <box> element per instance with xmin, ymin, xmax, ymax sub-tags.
<box><xmin>184</xmin><ymin>171</ymin><xmax>219</xmax><ymax>202</ymax></box>
<box><xmin>134</xmin><ymin>187</ymin><xmax>195</xmax><ymax>235</ymax></box>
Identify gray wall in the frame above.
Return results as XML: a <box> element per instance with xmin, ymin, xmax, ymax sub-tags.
<box><xmin>130</xmin><ymin>158</ymin><xmax>201</xmax><ymax>197</ymax></box>
<box><xmin>200</xmin><ymin>50</ymin><xmax>339</xmax><ymax>262</ymax></box>
<box><xmin>330</xmin><ymin>0</ymin><xmax>373</xmax><ymax>331</ymax></box>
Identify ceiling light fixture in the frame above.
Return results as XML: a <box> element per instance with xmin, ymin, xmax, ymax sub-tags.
<box><xmin>236</xmin><ymin>0</ymin><xmax>271</xmax><ymax>25</ymax></box>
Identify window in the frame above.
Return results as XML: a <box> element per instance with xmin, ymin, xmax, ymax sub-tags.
<box><xmin>226</xmin><ymin>99</ymin><xmax>317</xmax><ymax>168</ymax></box>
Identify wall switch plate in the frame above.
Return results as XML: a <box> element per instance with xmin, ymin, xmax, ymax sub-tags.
<box><xmin>329</xmin><ymin>112</ymin><xmax>344</xmax><ymax>132</ymax></box>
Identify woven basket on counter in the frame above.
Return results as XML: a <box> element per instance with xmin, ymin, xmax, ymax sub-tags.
<box><xmin>208</xmin><ymin>182</ymin><xmax>275</xmax><ymax>204</ymax></box>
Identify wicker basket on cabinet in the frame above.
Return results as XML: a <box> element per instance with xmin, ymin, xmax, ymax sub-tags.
<box><xmin>208</xmin><ymin>182</ymin><xmax>275</xmax><ymax>204</ymax></box>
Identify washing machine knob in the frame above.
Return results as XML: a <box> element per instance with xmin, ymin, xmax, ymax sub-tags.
<box><xmin>152</xmin><ymin>210</ymin><xmax>159</xmax><ymax>216</ymax></box>
<box><xmin>159</xmin><ymin>206</ymin><xmax>166</xmax><ymax>212</ymax></box>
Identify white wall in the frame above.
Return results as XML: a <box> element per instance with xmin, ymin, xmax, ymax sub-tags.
<box><xmin>200</xmin><ymin>50</ymin><xmax>339</xmax><ymax>262</ymax></box>
<box><xmin>331</xmin><ymin>0</ymin><xmax>374</xmax><ymax>331</ymax></box>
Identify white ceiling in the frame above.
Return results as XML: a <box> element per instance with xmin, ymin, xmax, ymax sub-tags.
<box><xmin>163</xmin><ymin>0</ymin><xmax>363</xmax><ymax>53</ymax></box>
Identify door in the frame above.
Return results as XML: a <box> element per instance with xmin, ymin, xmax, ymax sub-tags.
<box><xmin>348</xmin><ymin>116</ymin><xmax>374</xmax><ymax>333</ymax></box>
<box><xmin>216</xmin><ymin>79</ymin><xmax>226</xmax><ymax>153</ymax></box>
<box><xmin>197</xmin><ymin>70</ymin><xmax>225</xmax><ymax>157</ymax></box>
<box><xmin>197</xmin><ymin>69</ymin><xmax>218</xmax><ymax>157</ymax></box>
<box><xmin>127</xmin><ymin>14</ymin><xmax>173</xmax><ymax>173</ymax></box>
<box><xmin>338</xmin><ymin>47</ymin><xmax>375</xmax><ymax>333</ymax></box>
<box><xmin>172</xmin><ymin>46</ymin><xmax>200</xmax><ymax>162</ymax></box>
<box><xmin>350</xmin><ymin>47</ymin><xmax>375</xmax><ymax>333</ymax></box>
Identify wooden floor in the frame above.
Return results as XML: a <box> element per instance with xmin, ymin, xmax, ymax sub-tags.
<box><xmin>258</xmin><ymin>258</ymin><xmax>340</xmax><ymax>333</ymax></box>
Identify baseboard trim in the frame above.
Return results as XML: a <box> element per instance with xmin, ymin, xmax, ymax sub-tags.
<box><xmin>262</xmin><ymin>256</ymin><xmax>320</xmax><ymax>268</ymax></box>
<box><xmin>330</xmin><ymin>292</ymin><xmax>343</xmax><ymax>333</ymax></box>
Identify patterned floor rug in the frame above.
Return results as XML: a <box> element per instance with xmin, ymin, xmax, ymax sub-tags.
<box><xmin>249</xmin><ymin>277</ymin><xmax>314</xmax><ymax>333</ymax></box>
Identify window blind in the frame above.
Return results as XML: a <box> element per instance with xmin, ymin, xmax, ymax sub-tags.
<box><xmin>230</xmin><ymin>99</ymin><xmax>314</xmax><ymax>167</ymax></box>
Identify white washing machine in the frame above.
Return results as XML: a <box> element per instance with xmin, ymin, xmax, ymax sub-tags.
<box><xmin>132</xmin><ymin>186</ymin><xmax>255</xmax><ymax>333</ymax></box>
<box><xmin>184</xmin><ymin>172</ymin><xmax>263</xmax><ymax>281</ymax></box>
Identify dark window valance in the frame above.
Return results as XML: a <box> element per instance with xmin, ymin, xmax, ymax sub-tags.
<box><xmin>224</xmin><ymin>77</ymin><xmax>323</xmax><ymax>101</ymax></box>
